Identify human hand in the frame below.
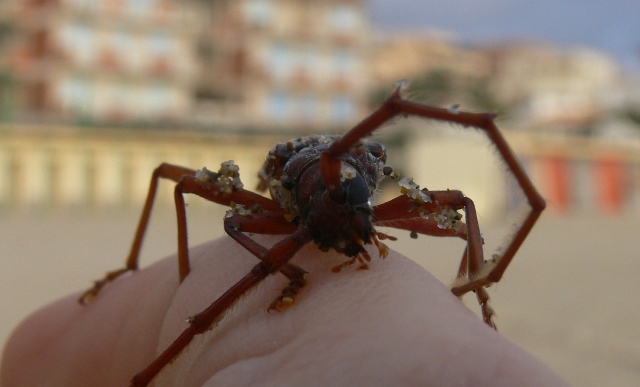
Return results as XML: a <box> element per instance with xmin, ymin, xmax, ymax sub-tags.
<box><xmin>1</xmin><ymin>235</ymin><xmax>567</xmax><ymax>386</ymax></box>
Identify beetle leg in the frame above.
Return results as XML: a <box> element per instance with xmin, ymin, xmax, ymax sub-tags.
<box><xmin>325</xmin><ymin>89</ymin><xmax>545</xmax><ymax>327</ymax></box>
<box><xmin>454</xmin><ymin>196</ymin><xmax>497</xmax><ymax>328</ymax></box>
<box><xmin>322</xmin><ymin>87</ymin><xmax>545</xmax><ymax>299</ymax></box>
<box><xmin>373</xmin><ymin>190</ymin><xmax>470</xmax><ymax>238</ymax></box>
<box><xmin>372</xmin><ymin>189</ymin><xmax>496</xmax><ymax>327</ymax></box>
<box><xmin>130</xmin><ymin>227</ymin><xmax>312</xmax><ymax>387</ymax></box>
<box><xmin>78</xmin><ymin>163</ymin><xmax>196</xmax><ymax>304</ymax></box>
<box><xmin>79</xmin><ymin>162</ymin><xmax>283</xmax><ymax>304</ymax></box>
<box><xmin>267</xmin><ymin>268</ymin><xmax>307</xmax><ymax>312</ymax></box>
<box><xmin>388</xmin><ymin>97</ymin><xmax>546</xmax><ymax>294</ymax></box>
<box><xmin>171</xmin><ymin>176</ymin><xmax>281</xmax><ymax>281</ymax></box>
<box><xmin>223</xmin><ymin>211</ymin><xmax>308</xmax><ymax>311</ymax></box>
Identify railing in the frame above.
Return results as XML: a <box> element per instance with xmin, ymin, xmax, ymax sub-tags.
<box><xmin>0</xmin><ymin>125</ymin><xmax>281</xmax><ymax>209</ymax></box>
<box><xmin>1</xmin><ymin>124</ymin><xmax>639</xmax><ymax>216</ymax></box>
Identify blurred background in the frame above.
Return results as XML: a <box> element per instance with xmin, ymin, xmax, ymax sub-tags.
<box><xmin>0</xmin><ymin>0</ymin><xmax>639</xmax><ymax>385</ymax></box>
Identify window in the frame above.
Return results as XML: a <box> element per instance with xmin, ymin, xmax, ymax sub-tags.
<box><xmin>329</xmin><ymin>5</ymin><xmax>361</xmax><ymax>31</ymax></box>
<box><xmin>60</xmin><ymin>77</ymin><xmax>93</xmax><ymax>114</ymax></box>
<box><xmin>127</xmin><ymin>0</ymin><xmax>156</xmax><ymax>18</ymax></box>
<box><xmin>243</xmin><ymin>0</ymin><xmax>274</xmax><ymax>26</ymax></box>
<box><xmin>62</xmin><ymin>23</ymin><xmax>96</xmax><ymax>66</ymax></box>
<box><xmin>147</xmin><ymin>83</ymin><xmax>172</xmax><ymax>114</ymax></box>
<box><xmin>70</xmin><ymin>0</ymin><xmax>98</xmax><ymax>13</ymax></box>
<box><xmin>299</xmin><ymin>45</ymin><xmax>319</xmax><ymax>75</ymax></box>
<box><xmin>333</xmin><ymin>49</ymin><xmax>354</xmax><ymax>76</ymax></box>
<box><xmin>331</xmin><ymin>95</ymin><xmax>355</xmax><ymax>124</ymax></box>
<box><xmin>269</xmin><ymin>42</ymin><xmax>293</xmax><ymax>81</ymax></box>
<box><xmin>298</xmin><ymin>94</ymin><xmax>318</xmax><ymax>122</ymax></box>
<box><xmin>267</xmin><ymin>91</ymin><xmax>289</xmax><ymax>122</ymax></box>
<box><xmin>149</xmin><ymin>30</ymin><xmax>171</xmax><ymax>57</ymax></box>
<box><xmin>107</xmin><ymin>82</ymin><xmax>130</xmax><ymax>110</ymax></box>
<box><xmin>113</xmin><ymin>28</ymin><xmax>131</xmax><ymax>57</ymax></box>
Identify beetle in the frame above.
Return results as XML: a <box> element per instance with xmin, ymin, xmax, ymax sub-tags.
<box><xmin>79</xmin><ymin>84</ymin><xmax>546</xmax><ymax>386</ymax></box>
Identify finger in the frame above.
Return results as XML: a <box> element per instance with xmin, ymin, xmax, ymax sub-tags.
<box><xmin>155</xmin><ymin>235</ymin><xmax>567</xmax><ymax>386</ymax></box>
<box><xmin>1</xmin><ymin>255</ymin><xmax>179</xmax><ymax>387</ymax></box>
<box><xmin>2</xmin><ymin>235</ymin><xmax>567</xmax><ymax>387</ymax></box>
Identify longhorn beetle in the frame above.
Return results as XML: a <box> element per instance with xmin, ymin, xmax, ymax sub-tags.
<box><xmin>79</xmin><ymin>84</ymin><xmax>546</xmax><ymax>386</ymax></box>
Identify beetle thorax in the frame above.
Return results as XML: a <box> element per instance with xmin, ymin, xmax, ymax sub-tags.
<box><xmin>295</xmin><ymin>162</ymin><xmax>376</xmax><ymax>256</ymax></box>
<box><xmin>257</xmin><ymin>136</ymin><xmax>389</xmax><ymax>256</ymax></box>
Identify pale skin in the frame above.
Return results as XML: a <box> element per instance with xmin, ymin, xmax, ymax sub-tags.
<box><xmin>1</xmin><ymin>235</ymin><xmax>567</xmax><ymax>386</ymax></box>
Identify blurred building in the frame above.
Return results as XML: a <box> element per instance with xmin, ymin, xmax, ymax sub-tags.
<box><xmin>191</xmin><ymin>0</ymin><xmax>371</xmax><ymax>132</ymax></box>
<box><xmin>370</xmin><ymin>33</ymin><xmax>624</xmax><ymax>133</ymax></box>
<box><xmin>9</xmin><ymin>0</ymin><xmax>198</xmax><ymax>126</ymax></box>
<box><xmin>2</xmin><ymin>4</ymin><xmax>639</xmax><ymax>218</ymax></box>
<box><xmin>4</xmin><ymin>0</ymin><xmax>371</xmax><ymax>131</ymax></box>
<box><xmin>371</xmin><ymin>31</ymin><xmax>490</xmax><ymax>92</ymax></box>
<box><xmin>370</xmin><ymin>31</ymin><xmax>497</xmax><ymax>112</ymax></box>
<box><xmin>485</xmin><ymin>43</ymin><xmax>623</xmax><ymax>131</ymax></box>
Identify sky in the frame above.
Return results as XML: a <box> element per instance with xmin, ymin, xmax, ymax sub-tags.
<box><xmin>370</xmin><ymin>0</ymin><xmax>640</xmax><ymax>70</ymax></box>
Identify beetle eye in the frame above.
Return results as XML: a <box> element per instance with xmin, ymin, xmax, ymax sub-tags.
<box><xmin>345</xmin><ymin>174</ymin><xmax>370</xmax><ymax>205</ymax></box>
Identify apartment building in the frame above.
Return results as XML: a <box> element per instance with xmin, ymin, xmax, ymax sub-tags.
<box><xmin>193</xmin><ymin>0</ymin><xmax>371</xmax><ymax>131</ymax></box>
<box><xmin>6</xmin><ymin>0</ymin><xmax>370</xmax><ymax>131</ymax></box>
<box><xmin>371</xmin><ymin>31</ymin><xmax>490</xmax><ymax>91</ymax></box>
<box><xmin>485</xmin><ymin>43</ymin><xmax>622</xmax><ymax>129</ymax></box>
<box><xmin>371</xmin><ymin>33</ymin><xmax>623</xmax><ymax>131</ymax></box>
<box><xmin>10</xmin><ymin>0</ymin><xmax>198</xmax><ymax>125</ymax></box>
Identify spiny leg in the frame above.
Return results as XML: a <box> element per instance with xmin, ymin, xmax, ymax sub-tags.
<box><xmin>453</xmin><ymin>248</ymin><xmax>496</xmax><ymax>328</ymax></box>
<box><xmin>351</xmin><ymin>190</ymin><xmax>472</xmax><ymax>274</ymax></box>
<box><xmin>170</xmin><ymin>175</ymin><xmax>302</xmax><ymax>287</ymax></box>
<box><xmin>79</xmin><ymin>163</ymin><xmax>196</xmax><ymax>304</ymax></box>
<box><xmin>267</xmin><ymin>266</ymin><xmax>307</xmax><ymax>312</ymax></box>
<box><xmin>223</xmin><ymin>212</ymin><xmax>308</xmax><ymax>311</ymax></box>
<box><xmin>390</xmin><ymin>96</ymin><xmax>546</xmax><ymax>294</ymax></box>
<box><xmin>79</xmin><ymin>162</ymin><xmax>283</xmax><ymax>304</ymax></box>
<box><xmin>456</xmin><ymin>197</ymin><xmax>496</xmax><ymax>328</ymax></box>
<box><xmin>130</xmin><ymin>228</ymin><xmax>313</xmax><ymax>387</ymax></box>
<box><xmin>372</xmin><ymin>189</ymin><xmax>496</xmax><ymax>327</ymax></box>
<box><xmin>172</xmin><ymin>177</ymin><xmax>270</xmax><ymax>281</ymax></box>
<box><xmin>128</xmin><ymin>177</ymin><xmax>308</xmax><ymax>386</ymax></box>
<box><xmin>330</xmin><ymin>254</ymin><xmax>371</xmax><ymax>273</ymax></box>
<box><xmin>323</xmin><ymin>86</ymin><xmax>545</xmax><ymax>301</ymax></box>
<box><xmin>373</xmin><ymin>191</ymin><xmax>470</xmax><ymax>240</ymax></box>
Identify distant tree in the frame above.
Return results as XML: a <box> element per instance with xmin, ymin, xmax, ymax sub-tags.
<box><xmin>368</xmin><ymin>69</ymin><xmax>514</xmax><ymax>118</ymax></box>
<box><xmin>406</xmin><ymin>70</ymin><xmax>454</xmax><ymax>104</ymax></box>
<box><xmin>0</xmin><ymin>72</ymin><xmax>14</xmax><ymax>121</ymax></box>
<box><xmin>621</xmin><ymin>108</ymin><xmax>640</xmax><ymax>127</ymax></box>
<box><xmin>465</xmin><ymin>77</ymin><xmax>503</xmax><ymax>113</ymax></box>
<box><xmin>368</xmin><ymin>70</ymin><xmax>454</xmax><ymax>108</ymax></box>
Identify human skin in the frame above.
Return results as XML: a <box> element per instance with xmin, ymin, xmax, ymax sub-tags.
<box><xmin>1</xmin><ymin>235</ymin><xmax>567</xmax><ymax>386</ymax></box>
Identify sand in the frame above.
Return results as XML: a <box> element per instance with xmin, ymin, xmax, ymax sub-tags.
<box><xmin>1</xmin><ymin>208</ymin><xmax>639</xmax><ymax>386</ymax></box>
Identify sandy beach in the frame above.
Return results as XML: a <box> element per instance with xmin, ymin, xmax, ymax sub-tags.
<box><xmin>1</xmin><ymin>208</ymin><xmax>639</xmax><ymax>386</ymax></box>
